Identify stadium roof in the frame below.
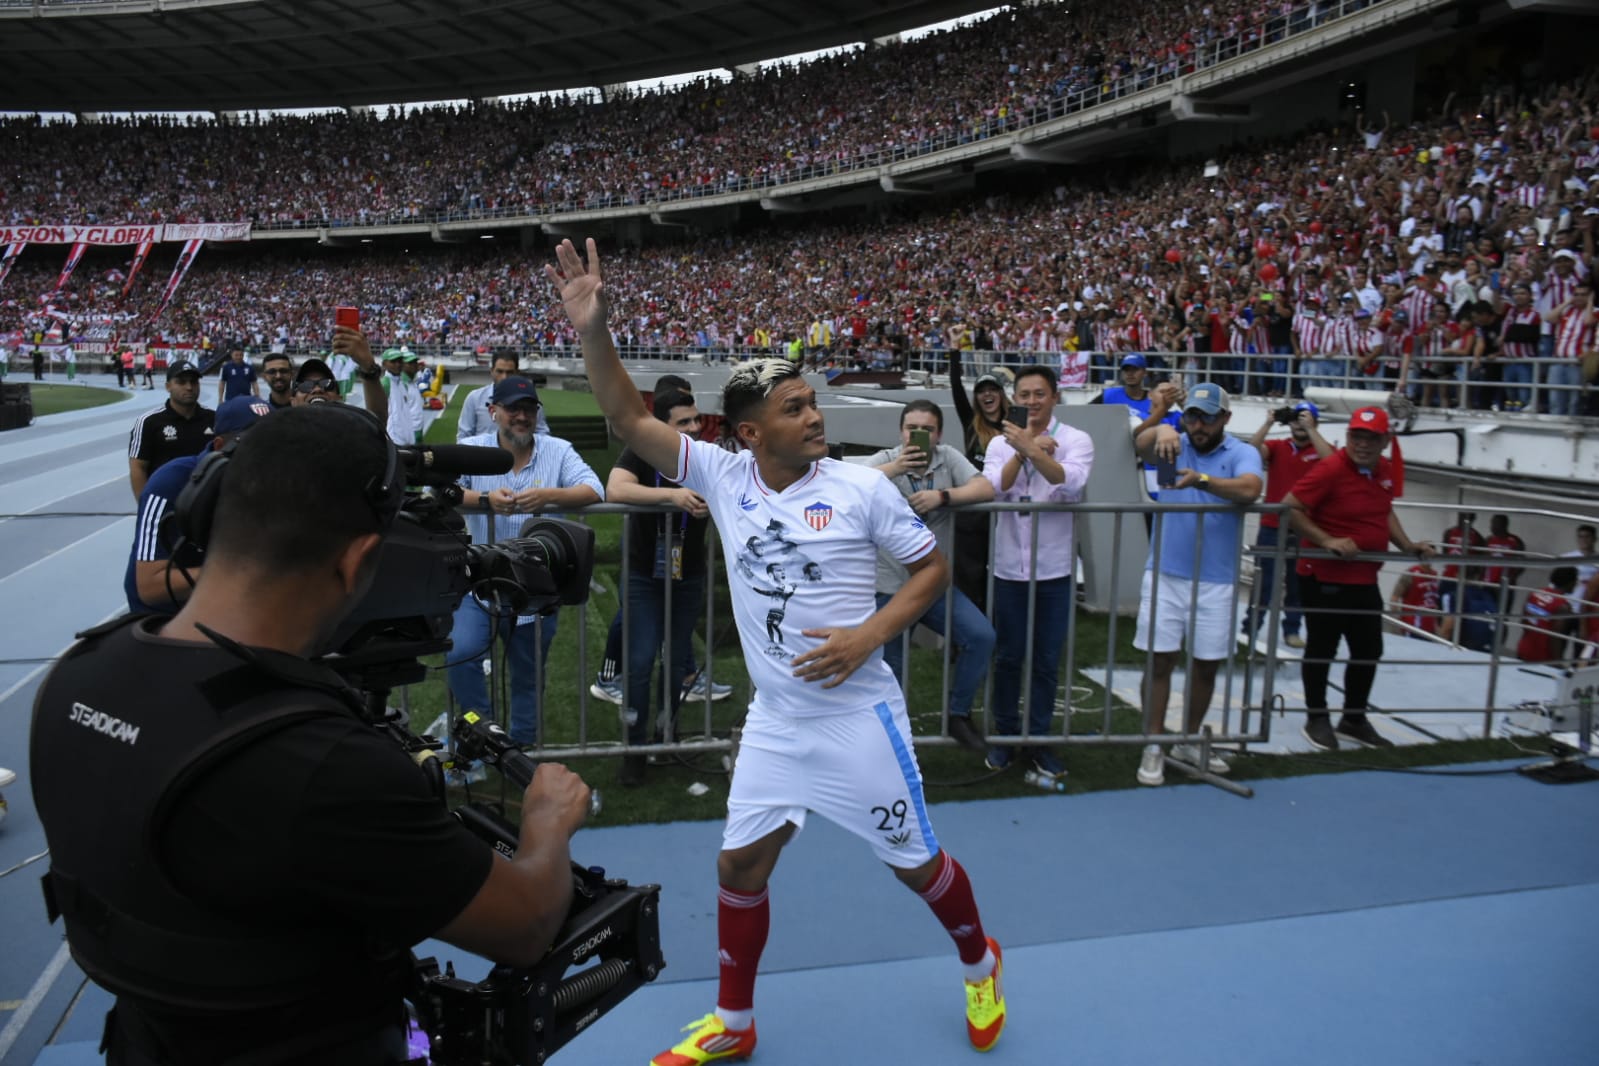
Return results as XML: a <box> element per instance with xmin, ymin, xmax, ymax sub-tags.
<box><xmin>0</xmin><ymin>0</ymin><xmax>1007</xmax><ymax>113</ymax></box>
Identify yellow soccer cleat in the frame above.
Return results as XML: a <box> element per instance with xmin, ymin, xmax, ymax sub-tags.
<box><xmin>965</xmin><ymin>937</ymin><xmax>1007</xmax><ymax>1052</ymax></box>
<box><xmin>650</xmin><ymin>1013</ymin><xmax>757</xmax><ymax>1066</ymax></box>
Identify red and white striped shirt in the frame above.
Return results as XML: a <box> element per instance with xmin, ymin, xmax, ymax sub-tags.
<box><xmin>1400</xmin><ymin>284</ymin><xmax>1438</xmax><ymax>326</ymax></box>
<box><xmin>1553</xmin><ymin>304</ymin><xmax>1598</xmax><ymax>360</ymax></box>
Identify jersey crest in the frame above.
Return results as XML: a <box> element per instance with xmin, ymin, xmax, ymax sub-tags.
<box><xmin>804</xmin><ymin>501</ymin><xmax>833</xmax><ymax>531</ymax></box>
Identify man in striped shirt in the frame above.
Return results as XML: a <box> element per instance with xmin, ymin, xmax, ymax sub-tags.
<box><xmin>1542</xmin><ymin>278</ymin><xmax>1597</xmax><ymax>417</ymax></box>
<box><xmin>1292</xmin><ymin>297</ymin><xmax>1334</xmax><ymax>393</ymax></box>
<box><xmin>1499</xmin><ymin>282</ymin><xmax>1543</xmax><ymax>411</ymax></box>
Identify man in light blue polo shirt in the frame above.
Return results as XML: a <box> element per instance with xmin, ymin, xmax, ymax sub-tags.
<box><xmin>449</xmin><ymin>375</ymin><xmax>603</xmax><ymax>746</ymax></box>
<box><xmin>1130</xmin><ymin>382</ymin><xmax>1263</xmax><ymax>785</ymax></box>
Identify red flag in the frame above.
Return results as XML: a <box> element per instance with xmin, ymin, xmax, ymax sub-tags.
<box><xmin>121</xmin><ymin>239</ymin><xmax>154</xmax><ymax>302</ymax></box>
<box><xmin>149</xmin><ymin>238</ymin><xmax>204</xmax><ymax>323</ymax></box>
<box><xmin>0</xmin><ymin>241</ymin><xmax>22</xmax><ymax>292</ymax></box>
<box><xmin>52</xmin><ymin>241</ymin><xmax>89</xmax><ymax>296</ymax></box>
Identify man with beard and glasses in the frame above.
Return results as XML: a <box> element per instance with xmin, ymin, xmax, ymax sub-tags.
<box><xmin>1131</xmin><ymin>383</ymin><xmax>1263</xmax><ymax>786</ymax></box>
<box><xmin>447</xmin><ymin>376</ymin><xmax>602</xmax><ymax>748</ymax></box>
<box><xmin>258</xmin><ymin>352</ymin><xmax>296</xmax><ymax>411</ymax></box>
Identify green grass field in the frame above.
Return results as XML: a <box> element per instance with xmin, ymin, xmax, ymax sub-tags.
<box><xmin>19</xmin><ymin>383</ymin><xmax>125</xmax><ymax>417</ymax></box>
<box><xmin>400</xmin><ymin>380</ymin><xmax>1532</xmax><ymax>828</ymax></box>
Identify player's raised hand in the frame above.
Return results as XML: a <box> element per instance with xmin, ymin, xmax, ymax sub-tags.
<box><xmin>545</xmin><ymin>238</ymin><xmax>608</xmax><ymax>337</ymax></box>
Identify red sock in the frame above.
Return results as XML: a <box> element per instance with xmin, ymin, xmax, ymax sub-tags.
<box><xmin>716</xmin><ymin>884</ymin><xmax>769</xmax><ymax>1013</ymax></box>
<box><xmin>914</xmin><ymin>851</ymin><xmax>988</xmax><ymax>965</ymax></box>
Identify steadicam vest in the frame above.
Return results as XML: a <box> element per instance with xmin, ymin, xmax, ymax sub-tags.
<box><xmin>31</xmin><ymin>615</ymin><xmax>402</xmax><ymax>1015</ymax></box>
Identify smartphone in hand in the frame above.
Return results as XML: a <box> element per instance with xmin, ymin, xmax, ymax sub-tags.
<box><xmin>335</xmin><ymin>306</ymin><xmax>360</xmax><ymax>330</ymax></box>
<box><xmin>1006</xmin><ymin>405</ymin><xmax>1028</xmax><ymax>428</ymax></box>
<box><xmin>908</xmin><ymin>428</ymin><xmax>933</xmax><ymax>463</ymax></box>
<box><xmin>1155</xmin><ymin>456</ymin><xmax>1179</xmax><ymax>489</ymax></box>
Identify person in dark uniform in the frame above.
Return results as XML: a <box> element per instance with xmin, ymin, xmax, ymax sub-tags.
<box><xmin>126</xmin><ymin>361</ymin><xmax>215</xmax><ymax>499</ymax></box>
<box><xmin>123</xmin><ymin>395</ymin><xmax>272</xmax><ymax>616</ymax></box>
<box><xmin>32</xmin><ymin>405</ymin><xmax>592</xmax><ymax>1066</ymax></box>
<box><xmin>215</xmin><ymin>348</ymin><xmax>258</xmax><ymax>404</ymax></box>
<box><xmin>32</xmin><ymin>346</ymin><xmax>45</xmax><ymax>380</ymax></box>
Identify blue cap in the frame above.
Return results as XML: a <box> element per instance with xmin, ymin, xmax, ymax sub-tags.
<box><xmin>490</xmin><ymin>375</ymin><xmax>540</xmax><ymax>407</ymax></box>
<box><xmin>1185</xmin><ymin>382</ymin><xmax>1230</xmax><ymax>416</ymax></box>
<box><xmin>1120</xmin><ymin>353</ymin><xmax>1148</xmax><ymax>369</ymax></box>
<box><xmin>1293</xmin><ymin>400</ymin><xmax>1319</xmax><ymax>421</ymax></box>
<box><xmin>214</xmin><ymin>396</ymin><xmax>273</xmax><ymax>436</ymax></box>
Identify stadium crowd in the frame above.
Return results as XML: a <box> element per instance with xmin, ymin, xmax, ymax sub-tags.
<box><xmin>3</xmin><ymin>0</ymin><xmax>1375</xmax><ymax>228</ymax></box>
<box><xmin>1</xmin><ymin>17</ymin><xmax>1596</xmax><ymax>414</ymax></box>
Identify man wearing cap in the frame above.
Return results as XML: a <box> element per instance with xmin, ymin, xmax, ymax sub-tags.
<box><xmin>457</xmin><ymin>350</ymin><xmax>550</xmax><ymax>442</ymax></box>
<box><xmin>301</xmin><ymin>326</ymin><xmax>388</xmax><ymax>419</ymax></box>
<box><xmin>123</xmin><ymin>396</ymin><xmax>272</xmax><ymax>615</ymax></box>
<box><xmin>1132</xmin><ymin>383</ymin><xmax>1262</xmax><ymax>786</ymax></box>
<box><xmin>215</xmin><ymin>348</ymin><xmax>258</xmax><ymax>405</ymax></box>
<box><xmin>448</xmin><ymin>376</ymin><xmax>603</xmax><ymax>747</ymax></box>
<box><xmin>1283</xmin><ymin>406</ymin><xmax>1435</xmax><ymax>751</ymax></box>
<box><xmin>1244</xmin><ymin>401</ymin><xmax>1331</xmax><ymax>649</ymax></box>
<box><xmin>127</xmin><ymin>361</ymin><xmax>215</xmax><ymax>499</ymax></box>
<box><xmin>381</xmin><ymin>348</ymin><xmax>424</xmax><ymax>444</ymax></box>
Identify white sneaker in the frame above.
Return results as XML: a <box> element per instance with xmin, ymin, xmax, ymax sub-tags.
<box><xmin>589</xmin><ymin>677</ymin><xmax>623</xmax><ymax>705</ymax></box>
<box><xmin>1172</xmin><ymin>743</ymin><xmax>1232</xmax><ymax>774</ymax></box>
<box><xmin>1136</xmin><ymin>744</ymin><xmax>1165</xmax><ymax>787</ymax></box>
<box><xmin>0</xmin><ymin>766</ymin><xmax>15</xmax><ymax>789</ymax></box>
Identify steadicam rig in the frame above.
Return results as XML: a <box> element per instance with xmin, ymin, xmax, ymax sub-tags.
<box><xmin>407</xmin><ymin>713</ymin><xmax>665</xmax><ymax>1065</ymax></box>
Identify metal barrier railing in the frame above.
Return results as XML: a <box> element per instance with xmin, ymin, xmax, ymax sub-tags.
<box><xmin>438</xmin><ymin>496</ymin><xmax>1597</xmax><ymax>782</ymax></box>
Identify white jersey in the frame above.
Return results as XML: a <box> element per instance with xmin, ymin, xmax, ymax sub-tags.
<box><xmin>673</xmin><ymin>436</ymin><xmax>935</xmax><ymax>717</ymax></box>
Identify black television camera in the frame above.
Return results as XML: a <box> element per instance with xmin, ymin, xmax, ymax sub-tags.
<box><xmin>168</xmin><ymin>434</ymin><xmax>665</xmax><ymax>1064</ymax></box>
<box><xmin>332</xmin><ymin>445</ymin><xmax>666</xmax><ymax>1065</ymax></box>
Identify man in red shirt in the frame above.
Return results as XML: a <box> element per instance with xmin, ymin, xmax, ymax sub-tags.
<box><xmin>1283</xmin><ymin>406</ymin><xmax>1436</xmax><ymax>751</ymax></box>
<box><xmin>1439</xmin><ymin>511</ymin><xmax>1486</xmax><ymax>602</ymax></box>
<box><xmin>1243</xmin><ymin>400</ymin><xmax>1332</xmax><ymax>648</ymax></box>
<box><xmin>1517</xmin><ymin>567</ymin><xmax>1579</xmax><ymax>663</ymax></box>
<box><xmin>1482</xmin><ymin>514</ymin><xmax>1525</xmax><ymax>590</ymax></box>
<box><xmin>1389</xmin><ymin>562</ymin><xmax>1441</xmax><ymax>636</ymax></box>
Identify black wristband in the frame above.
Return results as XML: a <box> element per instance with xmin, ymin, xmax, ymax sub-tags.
<box><xmin>356</xmin><ymin>364</ymin><xmax>381</xmax><ymax>381</ymax></box>
<box><xmin>940</xmin><ymin>490</ymin><xmax>951</xmax><ymax>507</ymax></box>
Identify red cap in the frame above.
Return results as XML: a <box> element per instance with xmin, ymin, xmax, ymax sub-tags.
<box><xmin>1349</xmin><ymin>406</ymin><xmax>1390</xmax><ymax>434</ymax></box>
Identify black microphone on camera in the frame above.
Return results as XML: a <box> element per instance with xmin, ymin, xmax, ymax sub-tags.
<box><xmin>397</xmin><ymin>443</ymin><xmax>513</xmax><ymax>478</ymax></box>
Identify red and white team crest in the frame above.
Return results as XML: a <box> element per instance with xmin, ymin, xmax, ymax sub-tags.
<box><xmin>803</xmin><ymin>502</ymin><xmax>833</xmax><ymax>531</ymax></box>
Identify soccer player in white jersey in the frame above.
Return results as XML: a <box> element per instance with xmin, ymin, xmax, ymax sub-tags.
<box><xmin>546</xmin><ymin>239</ymin><xmax>1006</xmax><ymax>1065</ymax></box>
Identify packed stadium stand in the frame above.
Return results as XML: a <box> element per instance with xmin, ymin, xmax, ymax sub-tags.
<box><xmin>2</xmin><ymin>0</ymin><xmax>1596</xmax><ymax>415</ymax></box>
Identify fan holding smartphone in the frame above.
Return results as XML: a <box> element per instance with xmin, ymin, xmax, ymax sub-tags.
<box><xmin>867</xmin><ymin>400</ymin><xmax>997</xmax><ymax>755</ymax></box>
<box><xmin>982</xmin><ymin>365</ymin><xmax>1095</xmax><ymax>782</ymax></box>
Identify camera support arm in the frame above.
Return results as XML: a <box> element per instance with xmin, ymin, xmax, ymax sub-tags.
<box><xmin>409</xmin><ymin>715</ymin><xmax>664</xmax><ymax>1065</ymax></box>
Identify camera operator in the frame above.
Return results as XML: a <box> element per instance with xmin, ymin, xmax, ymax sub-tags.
<box><xmin>33</xmin><ymin>405</ymin><xmax>592</xmax><ymax>1066</ymax></box>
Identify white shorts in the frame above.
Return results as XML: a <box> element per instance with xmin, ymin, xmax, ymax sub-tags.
<box><xmin>1132</xmin><ymin>570</ymin><xmax>1236</xmax><ymax>661</ymax></box>
<box><xmin>723</xmin><ymin>699</ymin><xmax>939</xmax><ymax>869</ymax></box>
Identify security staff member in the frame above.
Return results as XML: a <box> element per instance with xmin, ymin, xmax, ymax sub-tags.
<box><xmin>33</xmin><ymin>406</ymin><xmax>591</xmax><ymax>1066</ymax></box>
<box><xmin>127</xmin><ymin>361</ymin><xmax>214</xmax><ymax>499</ymax></box>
